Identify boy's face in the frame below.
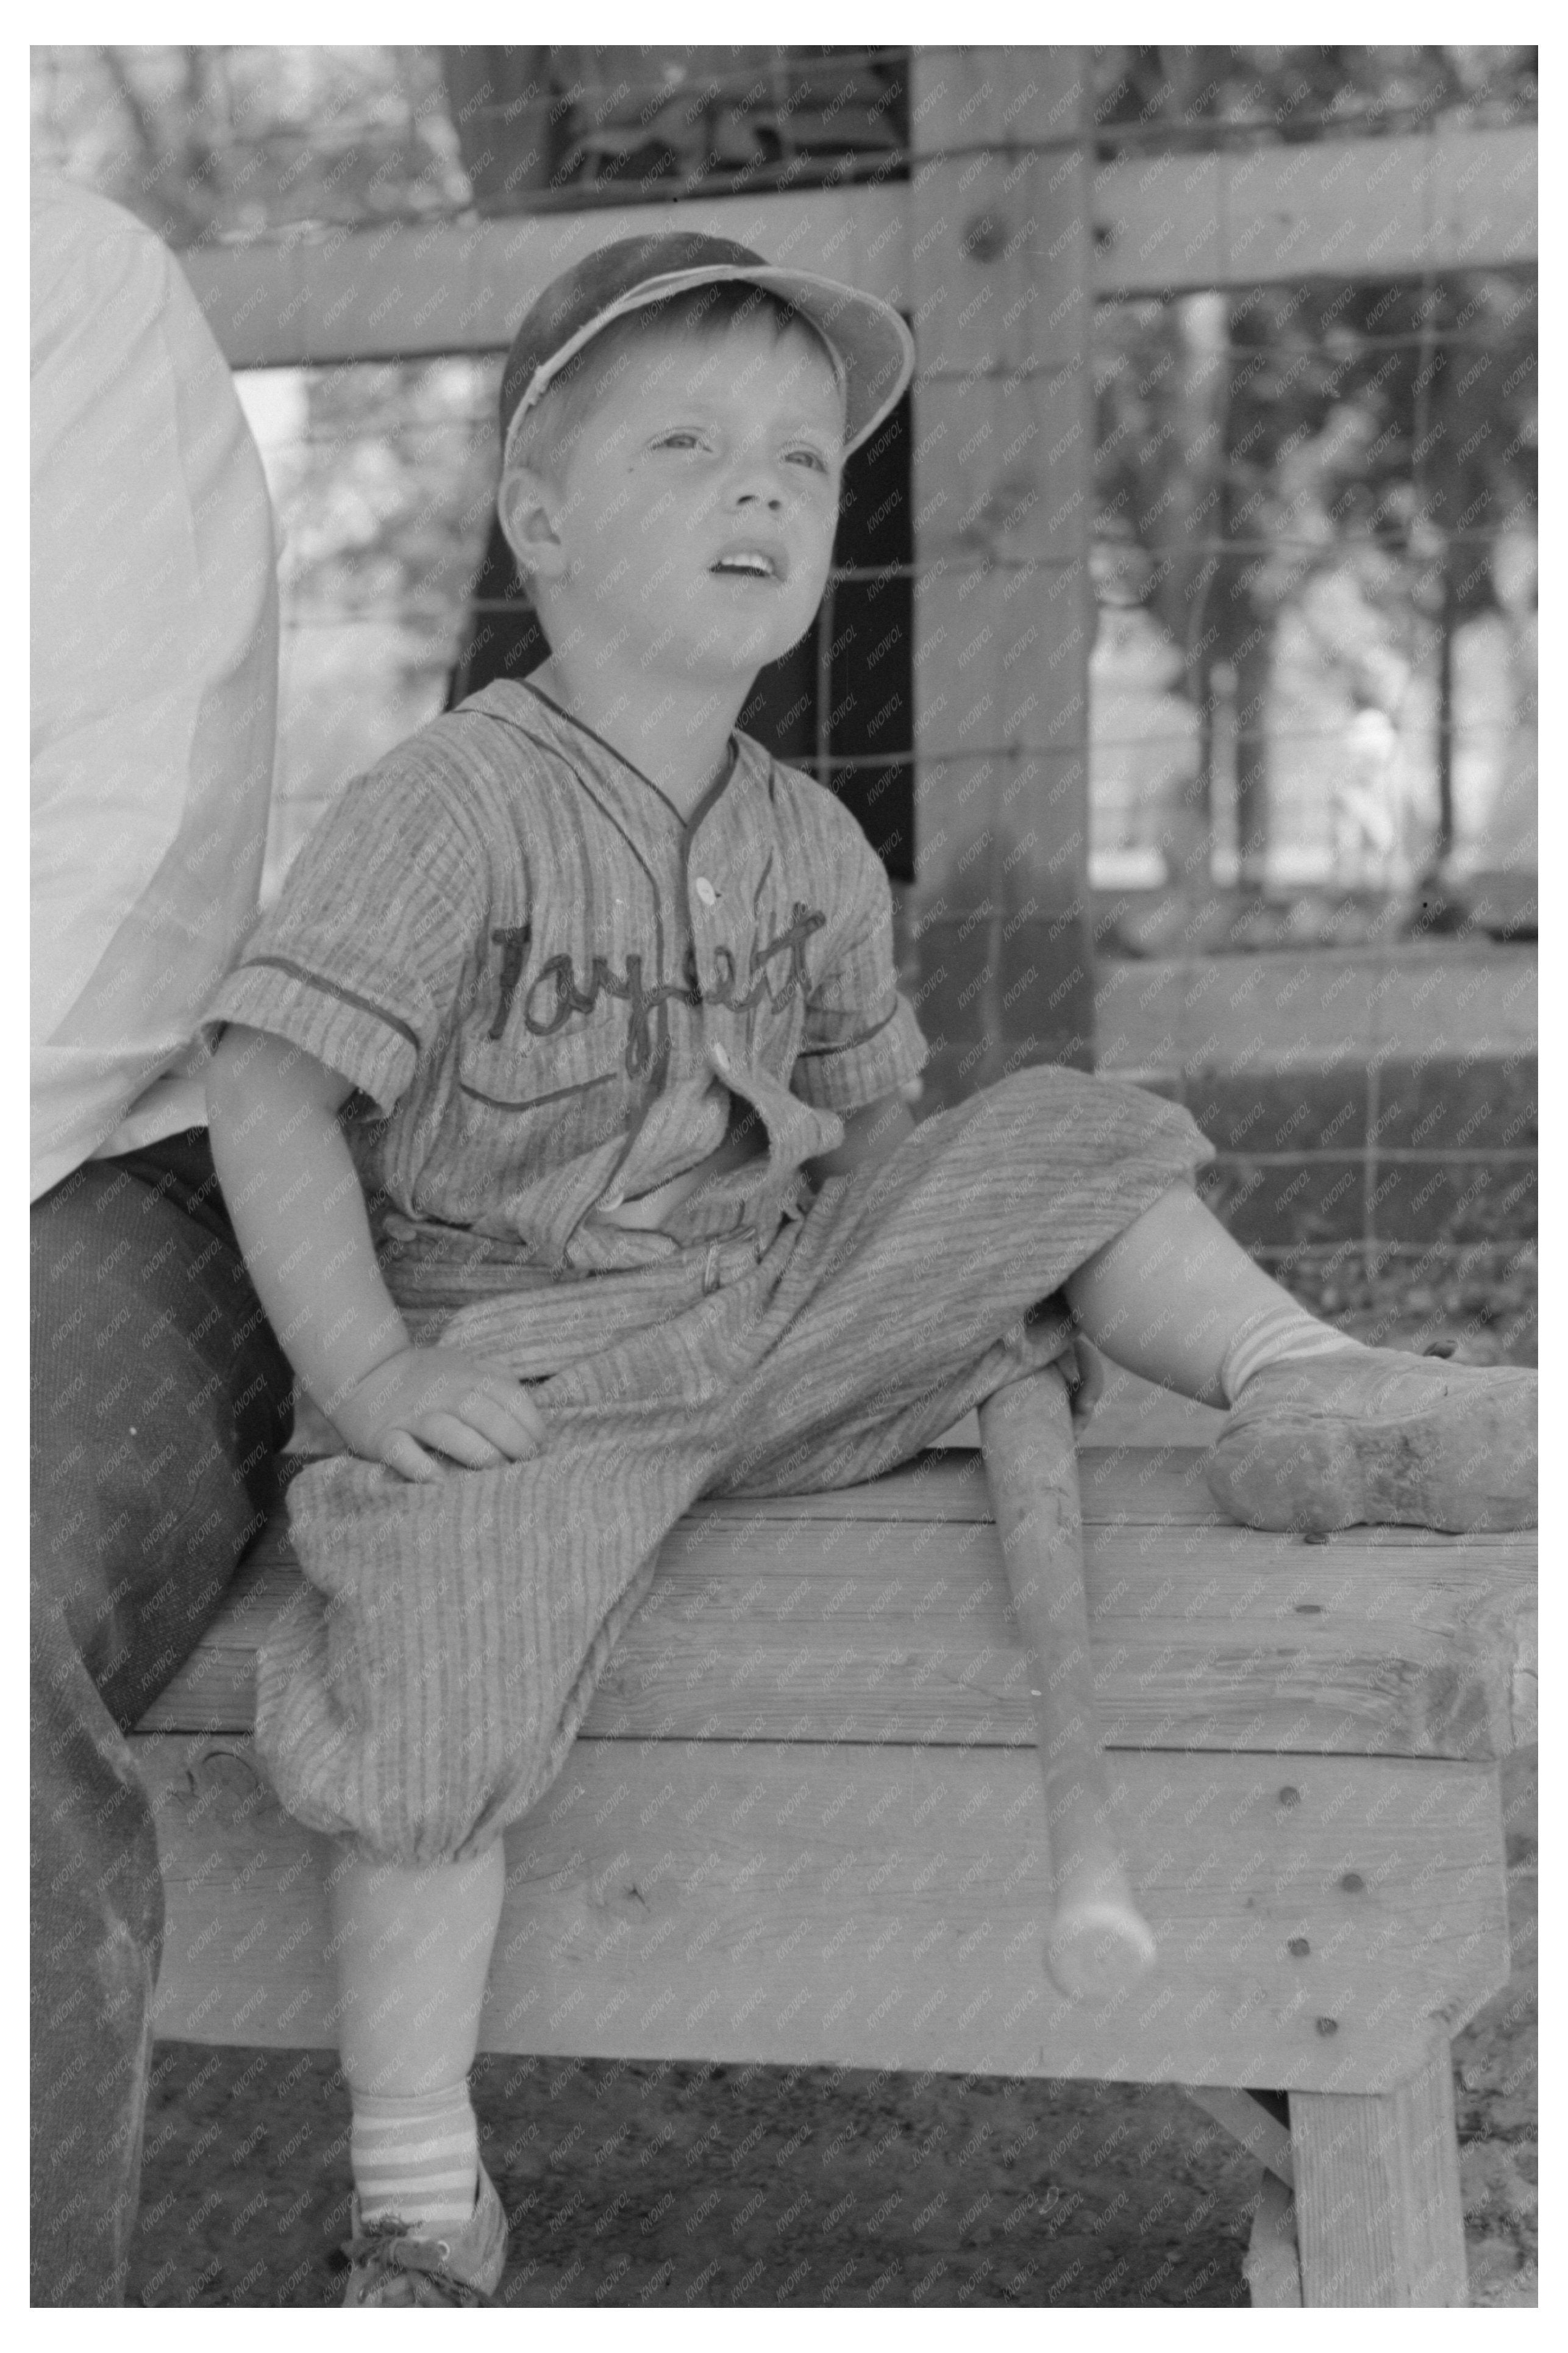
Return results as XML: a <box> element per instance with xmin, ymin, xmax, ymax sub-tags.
<box><xmin>517</xmin><ymin>313</ymin><xmax>846</xmax><ymax>687</ymax></box>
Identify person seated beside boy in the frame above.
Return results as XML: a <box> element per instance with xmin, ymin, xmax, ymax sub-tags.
<box><xmin>202</xmin><ymin>234</ymin><xmax>1536</xmax><ymax>2305</ymax></box>
<box><xmin>30</xmin><ymin>173</ymin><xmax>294</xmax><ymax>2307</ymax></box>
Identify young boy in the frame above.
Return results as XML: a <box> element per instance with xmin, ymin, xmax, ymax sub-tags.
<box><xmin>204</xmin><ymin>232</ymin><xmax>1535</xmax><ymax>2305</ymax></box>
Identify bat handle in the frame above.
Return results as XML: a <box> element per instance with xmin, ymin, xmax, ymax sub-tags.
<box><xmin>979</xmin><ymin>1365</ymin><xmax>1158</xmax><ymax>2002</ymax></box>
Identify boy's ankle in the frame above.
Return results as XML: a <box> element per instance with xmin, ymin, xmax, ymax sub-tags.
<box><xmin>1219</xmin><ymin>1305</ymin><xmax>1366</xmax><ymax>1409</ymax></box>
<box><xmin>349</xmin><ymin>2078</ymin><xmax>479</xmax><ymax>2240</ymax></box>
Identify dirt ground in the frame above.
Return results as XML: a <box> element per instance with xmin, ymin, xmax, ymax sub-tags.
<box><xmin>128</xmin><ymin>1262</ymin><xmax>1538</xmax><ymax>2308</ymax></box>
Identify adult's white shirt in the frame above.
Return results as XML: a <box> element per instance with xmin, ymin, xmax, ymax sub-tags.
<box><xmin>30</xmin><ymin>173</ymin><xmax>277</xmax><ymax>1201</ymax></box>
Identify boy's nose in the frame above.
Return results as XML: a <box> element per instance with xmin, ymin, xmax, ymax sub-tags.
<box><xmin>727</xmin><ymin>452</ymin><xmax>789</xmax><ymax>511</ymax></box>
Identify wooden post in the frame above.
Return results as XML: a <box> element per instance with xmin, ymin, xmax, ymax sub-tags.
<box><xmin>439</xmin><ymin>48</ymin><xmax>555</xmax><ymax>209</ymax></box>
<box><xmin>905</xmin><ymin>46</ymin><xmax>1097</xmax><ymax>1104</ymax></box>
<box><xmin>1288</xmin><ymin>2030</ymin><xmax>1469</xmax><ymax>2305</ymax></box>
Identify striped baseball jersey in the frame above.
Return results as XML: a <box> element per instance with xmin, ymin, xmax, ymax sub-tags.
<box><xmin>204</xmin><ymin>679</ymin><xmax>927</xmax><ymax>1276</ymax></box>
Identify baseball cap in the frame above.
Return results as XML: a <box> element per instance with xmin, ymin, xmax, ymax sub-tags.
<box><xmin>498</xmin><ymin>232</ymin><xmax>915</xmax><ymax>471</ymax></box>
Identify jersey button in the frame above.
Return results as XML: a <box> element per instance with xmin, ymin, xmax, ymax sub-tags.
<box><xmin>694</xmin><ymin>876</ymin><xmax>719</xmax><ymax>908</ymax></box>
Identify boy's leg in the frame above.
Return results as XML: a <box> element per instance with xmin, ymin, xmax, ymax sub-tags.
<box><xmin>261</xmin><ymin>1413</ymin><xmax>725</xmax><ymax>1869</ymax></box>
<box><xmin>711</xmin><ymin>1067</ymin><xmax>1216</xmax><ymax>1496</ymax></box>
<box><xmin>1060</xmin><ymin>1176</ymin><xmax>1357</xmax><ymax>1405</ymax></box>
<box><xmin>335</xmin><ymin>1846</ymin><xmax>505</xmax><ymax>2099</ymax></box>
<box><xmin>30</xmin><ymin>1134</ymin><xmax>292</xmax><ymax>2305</ymax></box>
<box><xmin>258</xmin><ymin>1331</ymin><xmax>736</xmax><ymax>2296</ymax></box>
<box><xmin>699</xmin><ymin>1069</ymin><xmax>1530</xmax><ymax>1535</ymax></box>
<box><xmin>1065</xmin><ymin>1179</ymin><xmax>1535</xmax><ymax>1533</ymax></box>
<box><xmin>332</xmin><ymin>1843</ymin><xmax>505</xmax><ymax>2246</ymax></box>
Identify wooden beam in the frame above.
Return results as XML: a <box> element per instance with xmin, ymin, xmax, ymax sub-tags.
<box><xmin>181</xmin><ymin>186</ymin><xmax>908</xmax><ymax>370</ymax></box>
<box><xmin>1184</xmin><ymin>2085</ymin><xmax>1294</xmax><ymax>2187</ymax></box>
<box><xmin>179</xmin><ymin>124</ymin><xmax>1537</xmax><ymax>370</ymax></box>
<box><xmin>136</xmin><ymin>1455</ymin><xmax>1538</xmax><ymax>1765</ymax></box>
<box><xmin>1094</xmin><ymin>124</ymin><xmax>1536</xmax><ymax>299</ymax></box>
<box><xmin>137</xmin><ymin>1733</ymin><xmax>1506</xmax><ymax>2093</ymax></box>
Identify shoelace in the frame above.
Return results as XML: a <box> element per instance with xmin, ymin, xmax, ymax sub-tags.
<box><xmin>340</xmin><ymin>2213</ymin><xmax>491</xmax><ymax>2307</ymax></box>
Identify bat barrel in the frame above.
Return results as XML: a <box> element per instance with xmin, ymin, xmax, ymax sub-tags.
<box><xmin>978</xmin><ymin>1365</ymin><xmax>1158</xmax><ymax>2001</ymax></box>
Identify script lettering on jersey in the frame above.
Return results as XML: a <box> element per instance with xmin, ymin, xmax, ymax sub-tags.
<box><xmin>487</xmin><ymin>924</ymin><xmax>532</xmax><ymax>1040</ymax></box>
<box><xmin>494</xmin><ymin>902</ymin><xmax>827</xmax><ymax>1077</ymax></box>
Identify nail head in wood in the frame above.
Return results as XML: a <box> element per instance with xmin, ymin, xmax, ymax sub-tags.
<box><xmin>962</xmin><ymin>211</ymin><xmax>1008</xmax><ymax>262</ymax></box>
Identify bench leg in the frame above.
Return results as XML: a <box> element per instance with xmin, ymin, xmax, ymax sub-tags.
<box><xmin>1288</xmin><ymin>2032</ymin><xmax>1469</xmax><ymax>2304</ymax></box>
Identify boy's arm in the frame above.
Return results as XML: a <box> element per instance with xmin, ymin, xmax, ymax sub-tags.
<box><xmin>792</xmin><ymin>799</ymin><xmax>927</xmax><ymax>1175</ymax></box>
<box><xmin>207</xmin><ymin>1024</ymin><xmax>544</xmax><ymax>1480</ymax></box>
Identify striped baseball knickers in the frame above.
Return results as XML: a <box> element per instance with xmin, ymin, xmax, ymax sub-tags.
<box><xmin>257</xmin><ymin>1067</ymin><xmax>1211</xmax><ymax>1864</ymax></box>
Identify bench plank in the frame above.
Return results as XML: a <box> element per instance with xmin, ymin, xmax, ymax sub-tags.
<box><xmin>137</xmin><ymin>1451</ymin><xmax>1535</xmax><ymax>1762</ymax></box>
<box><xmin>138</xmin><ymin>1732</ymin><xmax>1506</xmax><ymax>2094</ymax></box>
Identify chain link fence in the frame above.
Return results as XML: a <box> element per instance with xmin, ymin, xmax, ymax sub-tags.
<box><xmin>34</xmin><ymin>46</ymin><xmax>1536</xmax><ymax>939</ymax></box>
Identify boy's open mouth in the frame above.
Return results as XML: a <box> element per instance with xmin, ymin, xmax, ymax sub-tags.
<box><xmin>710</xmin><ymin>548</ymin><xmax>786</xmax><ymax>582</ymax></box>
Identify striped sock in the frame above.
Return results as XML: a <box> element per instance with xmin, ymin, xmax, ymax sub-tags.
<box><xmin>349</xmin><ymin>2079</ymin><xmax>479</xmax><ymax>2239</ymax></box>
<box><xmin>1219</xmin><ymin>1303</ymin><xmax>1368</xmax><ymax>1409</ymax></box>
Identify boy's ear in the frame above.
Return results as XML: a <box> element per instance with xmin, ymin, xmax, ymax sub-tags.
<box><xmin>497</xmin><ymin>466</ymin><xmax>566</xmax><ymax>582</ymax></box>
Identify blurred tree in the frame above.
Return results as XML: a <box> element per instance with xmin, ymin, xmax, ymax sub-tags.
<box><xmin>30</xmin><ymin>43</ymin><xmax>916</xmax><ymax>873</ymax></box>
<box><xmin>1089</xmin><ymin>45</ymin><xmax>1537</xmax><ymax>898</ymax></box>
<box><xmin>31</xmin><ymin>45</ymin><xmax>468</xmax><ymax>244</ymax></box>
<box><xmin>32</xmin><ymin>45</ymin><xmax>1535</xmax><ymax>907</ymax></box>
<box><xmin>1089</xmin><ymin>43</ymin><xmax>1536</xmax><ymax>155</ymax></box>
<box><xmin>274</xmin><ymin>360</ymin><xmax>497</xmax><ymax>680</ymax></box>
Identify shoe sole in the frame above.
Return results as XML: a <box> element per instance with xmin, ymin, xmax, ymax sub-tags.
<box><xmin>1206</xmin><ymin>1369</ymin><xmax>1538</xmax><ymax>1535</ymax></box>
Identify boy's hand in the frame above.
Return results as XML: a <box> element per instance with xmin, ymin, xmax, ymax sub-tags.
<box><xmin>327</xmin><ymin>1346</ymin><xmax>548</xmax><ymax>1483</ymax></box>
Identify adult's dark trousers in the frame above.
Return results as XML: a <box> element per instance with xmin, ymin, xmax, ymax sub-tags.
<box><xmin>30</xmin><ymin>1130</ymin><xmax>293</xmax><ymax>2305</ymax></box>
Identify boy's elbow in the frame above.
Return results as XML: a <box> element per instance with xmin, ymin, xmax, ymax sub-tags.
<box><xmin>208</xmin><ymin>1023</ymin><xmax>272</xmax><ymax>1109</ymax></box>
<box><xmin>208</xmin><ymin>1024</ymin><xmax>353</xmax><ymax>1124</ymax></box>
<box><xmin>205</xmin><ymin>1026</ymin><xmax>244</xmax><ymax>1121</ymax></box>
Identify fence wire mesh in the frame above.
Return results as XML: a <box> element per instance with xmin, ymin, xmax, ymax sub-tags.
<box><xmin>34</xmin><ymin>44</ymin><xmax>1537</xmax><ymax>931</ymax></box>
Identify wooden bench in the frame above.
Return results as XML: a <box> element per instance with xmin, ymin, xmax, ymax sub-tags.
<box><xmin>132</xmin><ymin>1402</ymin><xmax>1534</xmax><ymax>2307</ymax></box>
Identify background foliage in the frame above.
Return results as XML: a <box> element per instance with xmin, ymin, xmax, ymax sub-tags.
<box><xmin>32</xmin><ymin>45</ymin><xmax>1537</xmax><ymax>900</ymax></box>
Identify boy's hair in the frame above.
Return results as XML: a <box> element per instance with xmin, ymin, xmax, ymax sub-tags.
<box><xmin>504</xmin><ymin>281</ymin><xmax>846</xmax><ymax>496</ymax></box>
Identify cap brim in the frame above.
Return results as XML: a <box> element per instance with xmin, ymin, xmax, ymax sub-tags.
<box><xmin>502</xmin><ymin>262</ymin><xmax>914</xmax><ymax>471</ymax></box>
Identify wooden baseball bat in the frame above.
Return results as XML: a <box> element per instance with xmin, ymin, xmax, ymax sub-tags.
<box><xmin>978</xmin><ymin>1363</ymin><xmax>1158</xmax><ymax>2001</ymax></box>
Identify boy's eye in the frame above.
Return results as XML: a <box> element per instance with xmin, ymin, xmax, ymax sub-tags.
<box><xmin>786</xmin><ymin>448</ymin><xmax>832</xmax><ymax>474</ymax></box>
<box><xmin>655</xmin><ymin>430</ymin><xmax>705</xmax><ymax>451</ymax></box>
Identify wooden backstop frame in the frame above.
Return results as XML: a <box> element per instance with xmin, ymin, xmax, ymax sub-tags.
<box><xmin>177</xmin><ymin>52</ymin><xmax>1536</xmax><ymax>1090</ymax></box>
